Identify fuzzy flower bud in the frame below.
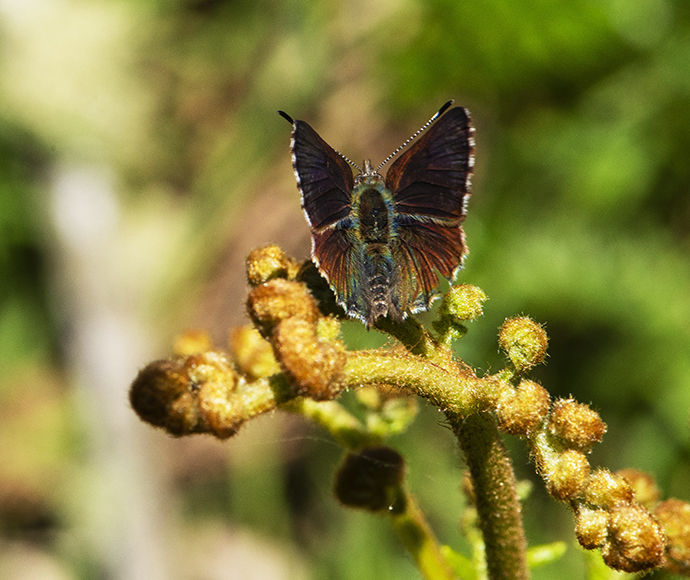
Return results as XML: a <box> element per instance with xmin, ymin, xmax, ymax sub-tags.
<box><xmin>129</xmin><ymin>352</ymin><xmax>242</xmax><ymax>438</ymax></box>
<box><xmin>498</xmin><ymin>316</ymin><xmax>548</xmax><ymax>373</ymax></box>
<box><xmin>273</xmin><ymin>317</ymin><xmax>346</xmax><ymax>400</ymax></box>
<box><xmin>434</xmin><ymin>284</ymin><xmax>488</xmax><ymax>342</ymax></box>
<box><xmin>230</xmin><ymin>325</ymin><xmax>280</xmax><ymax>380</ymax></box>
<box><xmin>538</xmin><ymin>448</ymin><xmax>590</xmax><ymax>501</ymax></box>
<box><xmin>602</xmin><ymin>504</ymin><xmax>665</xmax><ymax>572</ymax></box>
<box><xmin>247</xmin><ymin>278</ymin><xmax>320</xmax><ymax>336</ymax></box>
<box><xmin>548</xmin><ymin>399</ymin><xmax>606</xmax><ymax>451</ymax></box>
<box><xmin>334</xmin><ymin>446</ymin><xmax>406</xmax><ymax>512</ymax></box>
<box><xmin>315</xmin><ymin>316</ymin><xmax>342</xmax><ymax>342</ymax></box>
<box><xmin>496</xmin><ymin>379</ymin><xmax>550</xmax><ymax>436</ymax></box>
<box><xmin>173</xmin><ymin>330</ymin><xmax>214</xmax><ymax>356</ymax></box>
<box><xmin>575</xmin><ymin>506</ymin><xmax>609</xmax><ymax>549</ymax></box>
<box><xmin>655</xmin><ymin>498</ymin><xmax>690</xmax><ymax>575</ymax></box>
<box><xmin>246</xmin><ymin>245</ymin><xmax>299</xmax><ymax>285</ymax></box>
<box><xmin>584</xmin><ymin>469</ymin><xmax>634</xmax><ymax>509</ymax></box>
<box><xmin>440</xmin><ymin>284</ymin><xmax>488</xmax><ymax>321</ymax></box>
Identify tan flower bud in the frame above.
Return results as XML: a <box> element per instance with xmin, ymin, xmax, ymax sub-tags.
<box><xmin>173</xmin><ymin>330</ymin><xmax>214</xmax><ymax>356</ymax></box>
<box><xmin>498</xmin><ymin>316</ymin><xmax>548</xmax><ymax>373</ymax></box>
<box><xmin>246</xmin><ymin>245</ymin><xmax>298</xmax><ymax>285</ymax></box>
<box><xmin>247</xmin><ymin>278</ymin><xmax>319</xmax><ymax>335</ymax></box>
<box><xmin>548</xmin><ymin>399</ymin><xmax>606</xmax><ymax>451</ymax></box>
<box><xmin>496</xmin><ymin>379</ymin><xmax>550</xmax><ymax>436</ymax></box>
<box><xmin>575</xmin><ymin>506</ymin><xmax>609</xmax><ymax>549</ymax></box>
<box><xmin>273</xmin><ymin>317</ymin><xmax>346</xmax><ymax>400</ymax></box>
<box><xmin>602</xmin><ymin>504</ymin><xmax>665</xmax><ymax>572</ymax></box>
<box><xmin>542</xmin><ymin>449</ymin><xmax>590</xmax><ymax>501</ymax></box>
<box><xmin>230</xmin><ymin>325</ymin><xmax>280</xmax><ymax>380</ymax></box>
<box><xmin>584</xmin><ymin>469</ymin><xmax>634</xmax><ymax>508</ymax></box>
<box><xmin>129</xmin><ymin>352</ymin><xmax>240</xmax><ymax>437</ymax></box>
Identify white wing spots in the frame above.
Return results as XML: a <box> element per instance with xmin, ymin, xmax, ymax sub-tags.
<box><xmin>462</xmin><ymin>191</ymin><xmax>471</xmax><ymax>215</ymax></box>
<box><xmin>467</xmin><ymin>125</ymin><xmax>476</xmax><ymax>171</ymax></box>
<box><xmin>289</xmin><ymin>132</ymin><xmax>301</xmax><ymax>188</ymax></box>
<box><xmin>309</xmin><ymin>235</ymin><xmax>322</xmax><ymax>272</ymax></box>
<box><xmin>301</xmin><ymin>205</ymin><xmax>315</xmax><ymax>228</ymax></box>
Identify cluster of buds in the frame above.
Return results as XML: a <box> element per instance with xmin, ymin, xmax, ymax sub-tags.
<box><xmin>245</xmin><ymin>245</ymin><xmax>347</xmax><ymax>400</ymax></box>
<box><xmin>572</xmin><ymin>468</ymin><xmax>690</xmax><ymax>574</ymax></box>
<box><xmin>495</xmin><ymin>317</ymin><xmax>551</xmax><ymax>437</ymax></box>
<box><xmin>127</xmin><ymin>245</ymin><xmax>690</xmax><ymax>577</ymax></box>
<box><xmin>492</xmin><ymin>315</ymin><xmax>690</xmax><ymax>573</ymax></box>
<box><xmin>129</xmin><ymin>245</ymin><xmax>348</xmax><ymax>438</ymax></box>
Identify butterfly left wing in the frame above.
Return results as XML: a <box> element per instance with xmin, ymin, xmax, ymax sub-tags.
<box><xmin>310</xmin><ymin>225</ymin><xmax>369</xmax><ymax>322</ymax></box>
<box><xmin>290</xmin><ymin>119</ymin><xmax>354</xmax><ymax>230</ymax></box>
<box><xmin>385</xmin><ymin>106</ymin><xmax>475</xmax><ymax>309</ymax></box>
<box><xmin>286</xmin><ymin>116</ymin><xmax>367</xmax><ymax>318</ymax></box>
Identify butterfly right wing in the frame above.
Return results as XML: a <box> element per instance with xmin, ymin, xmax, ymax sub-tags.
<box><xmin>385</xmin><ymin>107</ymin><xmax>475</xmax><ymax>311</ymax></box>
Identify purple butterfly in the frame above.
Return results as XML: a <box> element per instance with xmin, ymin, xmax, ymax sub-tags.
<box><xmin>279</xmin><ymin>102</ymin><xmax>475</xmax><ymax>327</ymax></box>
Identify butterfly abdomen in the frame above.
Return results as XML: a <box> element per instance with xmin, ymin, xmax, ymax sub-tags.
<box><xmin>361</xmin><ymin>244</ymin><xmax>399</xmax><ymax>325</ymax></box>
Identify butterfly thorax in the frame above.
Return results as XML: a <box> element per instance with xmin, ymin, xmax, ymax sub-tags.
<box><xmin>353</xmin><ymin>160</ymin><xmax>390</xmax><ymax>234</ymax></box>
<box><xmin>355</xmin><ymin>182</ymin><xmax>391</xmax><ymax>244</ymax></box>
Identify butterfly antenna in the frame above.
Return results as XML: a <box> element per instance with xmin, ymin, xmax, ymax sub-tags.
<box><xmin>334</xmin><ymin>149</ymin><xmax>362</xmax><ymax>173</ymax></box>
<box><xmin>375</xmin><ymin>100</ymin><xmax>454</xmax><ymax>172</ymax></box>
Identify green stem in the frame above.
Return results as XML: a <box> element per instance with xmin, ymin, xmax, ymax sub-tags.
<box><xmin>344</xmin><ymin>351</ymin><xmax>496</xmax><ymax>416</ymax></box>
<box><xmin>389</xmin><ymin>490</ymin><xmax>459</xmax><ymax>580</ymax></box>
<box><xmin>374</xmin><ymin>316</ymin><xmax>439</xmax><ymax>359</ymax></box>
<box><xmin>284</xmin><ymin>398</ymin><xmax>376</xmax><ymax>449</ymax></box>
<box><xmin>450</xmin><ymin>413</ymin><xmax>529</xmax><ymax>580</ymax></box>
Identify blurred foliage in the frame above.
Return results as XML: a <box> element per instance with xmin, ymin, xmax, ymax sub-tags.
<box><xmin>1</xmin><ymin>0</ymin><xmax>689</xmax><ymax>578</ymax></box>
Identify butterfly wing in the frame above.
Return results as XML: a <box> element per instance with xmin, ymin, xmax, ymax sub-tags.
<box><xmin>290</xmin><ymin>119</ymin><xmax>365</xmax><ymax>317</ymax></box>
<box><xmin>310</xmin><ymin>225</ymin><xmax>369</xmax><ymax>321</ymax></box>
<box><xmin>386</xmin><ymin>106</ymin><xmax>474</xmax><ymax>221</ymax></box>
<box><xmin>385</xmin><ymin>107</ymin><xmax>475</xmax><ymax>310</ymax></box>
<box><xmin>291</xmin><ymin>120</ymin><xmax>354</xmax><ymax>230</ymax></box>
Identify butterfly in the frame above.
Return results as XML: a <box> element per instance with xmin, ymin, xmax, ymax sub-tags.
<box><xmin>278</xmin><ymin>101</ymin><xmax>475</xmax><ymax>327</ymax></box>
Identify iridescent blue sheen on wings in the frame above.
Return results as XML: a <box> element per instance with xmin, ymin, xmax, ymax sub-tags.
<box><xmin>280</xmin><ymin>104</ymin><xmax>475</xmax><ymax>326</ymax></box>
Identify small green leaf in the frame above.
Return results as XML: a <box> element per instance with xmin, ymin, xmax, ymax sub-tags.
<box><xmin>440</xmin><ymin>544</ymin><xmax>476</xmax><ymax>580</ymax></box>
<box><xmin>526</xmin><ymin>541</ymin><xmax>567</xmax><ymax>568</ymax></box>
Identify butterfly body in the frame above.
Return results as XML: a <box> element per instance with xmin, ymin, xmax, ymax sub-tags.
<box><xmin>346</xmin><ymin>166</ymin><xmax>399</xmax><ymax>322</ymax></box>
<box><xmin>281</xmin><ymin>104</ymin><xmax>475</xmax><ymax>326</ymax></box>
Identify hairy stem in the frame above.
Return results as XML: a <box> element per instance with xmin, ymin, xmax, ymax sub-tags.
<box><xmin>389</xmin><ymin>491</ymin><xmax>459</xmax><ymax>580</ymax></box>
<box><xmin>344</xmin><ymin>351</ymin><xmax>495</xmax><ymax>416</ymax></box>
<box><xmin>450</xmin><ymin>413</ymin><xmax>528</xmax><ymax>580</ymax></box>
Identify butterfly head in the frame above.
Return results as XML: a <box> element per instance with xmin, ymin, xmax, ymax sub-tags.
<box><xmin>354</xmin><ymin>159</ymin><xmax>384</xmax><ymax>187</ymax></box>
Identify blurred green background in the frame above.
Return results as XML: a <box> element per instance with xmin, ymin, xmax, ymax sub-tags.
<box><xmin>1</xmin><ymin>0</ymin><xmax>689</xmax><ymax>578</ymax></box>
